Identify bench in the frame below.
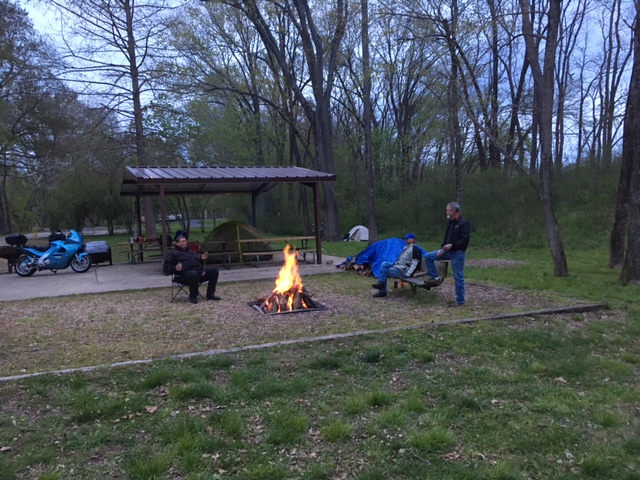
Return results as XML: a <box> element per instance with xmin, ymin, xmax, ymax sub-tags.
<box><xmin>243</xmin><ymin>250</ymin><xmax>279</xmax><ymax>267</ymax></box>
<box><xmin>117</xmin><ymin>241</ymin><xmax>166</xmax><ymax>263</ymax></box>
<box><xmin>297</xmin><ymin>248</ymin><xmax>316</xmax><ymax>264</ymax></box>
<box><xmin>243</xmin><ymin>250</ymin><xmax>316</xmax><ymax>266</ymax></box>
<box><xmin>143</xmin><ymin>245</ymin><xmax>163</xmax><ymax>259</ymax></box>
<box><xmin>242</xmin><ymin>236</ymin><xmax>317</xmax><ymax>266</ymax></box>
<box><xmin>392</xmin><ymin>259</ymin><xmax>449</xmax><ymax>295</ymax></box>
<box><xmin>205</xmin><ymin>251</ymin><xmax>236</xmax><ymax>269</ymax></box>
<box><xmin>204</xmin><ymin>236</ymin><xmax>316</xmax><ymax>267</ymax></box>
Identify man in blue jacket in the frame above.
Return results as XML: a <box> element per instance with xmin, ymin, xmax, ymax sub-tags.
<box><xmin>424</xmin><ymin>202</ymin><xmax>470</xmax><ymax>306</ymax></box>
<box><xmin>371</xmin><ymin>233</ymin><xmax>422</xmax><ymax>298</ymax></box>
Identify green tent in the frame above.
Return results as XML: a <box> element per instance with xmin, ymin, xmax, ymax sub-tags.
<box><xmin>201</xmin><ymin>221</ymin><xmax>273</xmax><ymax>264</ymax></box>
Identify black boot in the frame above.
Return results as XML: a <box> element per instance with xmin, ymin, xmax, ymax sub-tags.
<box><xmin>373</xmin><ymin>291</ymin><xmax>387</xmax><ymax>298</ymax></box>
<box><xmin>424</xmin><ymin>277</ymin><xmax>443</xmax><ymax>288</ymax></box>
<box><xmin>372</xmin><ymin>281</ymin><xmax>385</xmax><ymax>290</ymax></box>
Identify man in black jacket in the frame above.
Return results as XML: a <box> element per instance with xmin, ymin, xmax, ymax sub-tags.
<box><xmin>424</xmin><ymin>202</ymin><xmax>470</xmax><ymax>306</ymax></box>
<box><xmin>163</xmin><ymin>235</ymin><xmax>220</xmax><ymax>304</ymax></box>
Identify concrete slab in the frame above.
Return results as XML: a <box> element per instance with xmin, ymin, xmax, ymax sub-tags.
<box><xmin>0</xmin><ymin>255</ymin><xmax>345</xmax><ymax>301</ymax></box>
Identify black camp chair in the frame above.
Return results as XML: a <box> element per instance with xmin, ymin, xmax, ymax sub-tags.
<box><xmin>170</xmin><ymin>273</ymin><xmax>209</xmax><ymax>302</ymax></box>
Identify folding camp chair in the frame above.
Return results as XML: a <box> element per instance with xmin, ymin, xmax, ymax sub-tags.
<box><xmin>170</xmin><ymin>273</ymin><xmax>208</xmax><ymax>302</ymax></box>
<box><xmin>171</xmin><ymin>274</ymin><xmax>189</xmax><ymax>302</ymax></box>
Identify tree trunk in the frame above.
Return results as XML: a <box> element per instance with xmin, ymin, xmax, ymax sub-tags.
<box><xmin>361</xmin><ymin>0</ymin><xmax>378</xmax><ymax>244</ymax></box>
<box><xmin>620</xmin><ymin>2</ymin><xmax>640</xmax><ymax>284</ymax></box>
<box><xmin>609</xmin><ymin>76</ymin><xmax>633</xmax><ymax>268</ymax></box>
<box><xmin>444</xmin><ymin>0</ymin><xmax>464</xmax><ymax>203</ymax></box>
<box><xmin>0</xmin><ymin>168</ymin><xmax>11</xmax><ymax>233</ymax></box>
<box><xmin>124</xmin><ymin>0</ymin><xmax>156</xmax><ymax>238</ymax></box>
<box><xmin>520</xmin><ymin>0</ymin><xmax>569</xmax><ymax>276</ymax></box>
<box><xmin>488</xmin><ymin>0</ymin><xmax>501</xmax><ymax>169</ymax></box>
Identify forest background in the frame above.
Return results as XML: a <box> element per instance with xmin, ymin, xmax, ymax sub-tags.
<box><xmin>1</xmin><ymin>0</ymin><xmax>638</xmax><ymax>279</ymax></box>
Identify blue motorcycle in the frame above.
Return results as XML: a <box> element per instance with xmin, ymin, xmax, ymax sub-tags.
<box><xmin>9</xmin><ymin>230</ymin><xmax>92</xmax><ymax>277</ymax></box>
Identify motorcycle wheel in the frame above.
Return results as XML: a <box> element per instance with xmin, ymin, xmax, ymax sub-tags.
<box><xmin>15</xmin><ymin>254</ymin><xmax>37</xmax><ymax>277</ymax></box>
<box><xmin>70</xmin><ymin>255</ymin><xmax>92</xmax><ymax>273</ymax></box>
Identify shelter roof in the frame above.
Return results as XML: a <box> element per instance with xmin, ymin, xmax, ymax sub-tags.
<box><xmin>120</xmin><ymin>166</ymin><xmax>336</xmax><ymax>197</ymax></box>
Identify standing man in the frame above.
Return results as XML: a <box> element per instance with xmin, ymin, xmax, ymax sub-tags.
<box><xmin>424</xmin><ymin>202</ymin><xmax>470</xmax><ymax>306</ymax></box>
<box><xmin>164</xmin><ymin>234</ymin><xmax>221</xmax><ymax>304</ymax></box>
<box><xmin>371</xmin><ymin>233</ymin><xmax>422</xmax><ymax>298</ymax></box>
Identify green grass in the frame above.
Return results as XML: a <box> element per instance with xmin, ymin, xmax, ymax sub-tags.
<box><xmin>321</xmin><ymin>419</ymin><xmax>353</xmax><ymax>441</ymax></box>
<box><xmin>1</xmin><ymin>246</ymin><xmax>640</xmax><ymax>478</ymax></box>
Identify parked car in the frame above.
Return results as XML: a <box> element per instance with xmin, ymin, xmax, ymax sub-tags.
<box><xmin>158</xmin><ymin>214</ymin><xmax>182</xmax><ymax>222</ymax></box>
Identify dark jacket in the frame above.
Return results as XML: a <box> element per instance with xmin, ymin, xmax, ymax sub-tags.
<box><xmin>443</xmin><ymin>215</ymin><xmax>470</xmax><ymax>252</ymax></box>
<box><xmin>163</xmin><ymin>246</ymin><xmax>203</xmax><ymax>276</ymax></box>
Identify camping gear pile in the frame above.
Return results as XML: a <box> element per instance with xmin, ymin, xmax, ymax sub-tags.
<box><xmin>338</xmin><ymin>238</ymin><xmax>428</xmax><ymax>278</ymax></box>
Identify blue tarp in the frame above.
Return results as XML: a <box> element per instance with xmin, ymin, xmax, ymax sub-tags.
<box><xmin>353</xmin><ymin>238</ymin><xmax>428</xmax><ymax>278</ymax></box>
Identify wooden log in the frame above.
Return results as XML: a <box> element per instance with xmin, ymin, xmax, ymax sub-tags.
<box><xmin>293</xmin><ymin>291</ymin><xmax>303</xmax><ymax>310</ymax></box>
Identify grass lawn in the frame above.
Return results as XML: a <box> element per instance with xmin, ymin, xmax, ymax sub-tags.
<box><xmin>0</xmin><ymin>246</ymin><xmax>639</xmax><ymax>479</ymax></box>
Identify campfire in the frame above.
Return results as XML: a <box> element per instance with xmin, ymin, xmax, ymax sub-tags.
<box><xmin>250</xmin><ymin>245</ymin><xmax>326</xmax><ymax>315</ymax></box>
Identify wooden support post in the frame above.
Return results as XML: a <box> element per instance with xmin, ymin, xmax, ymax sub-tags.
<box><xmin>312</xmin><ymin>182</ymin><xmax>322</xmax><ymax>264</ymax></box>
<box><xmin>160</xmin><ymin>186</ymin><xmax>168</xmax><ymax>258</ymax></box>
<box><xmin>251</xmin><ymin>191</ymin><xmax>257</xmax><ymax>227</ymax></box>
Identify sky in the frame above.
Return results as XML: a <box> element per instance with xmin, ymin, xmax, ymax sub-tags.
<box><xmin>21</xmin><ymin>1</ymin><xmax>54</xmax><ymax>34</ymax></box>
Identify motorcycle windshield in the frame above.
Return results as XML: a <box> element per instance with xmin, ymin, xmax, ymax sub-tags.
<box><xmin>68</xmin><ymin>230</ymin><xmax>83</xmax><ymax>243</ymax></box>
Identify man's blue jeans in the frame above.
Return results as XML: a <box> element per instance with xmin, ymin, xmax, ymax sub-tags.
<box><xmin>377</xmin><ymin>261</ymin><xmax>405</xmax><ymax>293</ymax></box>
<box><xmin>424</xmin><ymin>250</ymin><xmax>466</xmax><ymax>305</ymax></box>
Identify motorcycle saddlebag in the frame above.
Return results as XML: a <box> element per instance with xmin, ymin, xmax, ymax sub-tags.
<box><xmin>4</xmin><ymin>233</ymin><xmax>28</xmax><ymax>246</ymax></box>
<box><xmin>85</xmin><ymin>241</ymin><xmax>112</xmax><ymax>266</ymax></box>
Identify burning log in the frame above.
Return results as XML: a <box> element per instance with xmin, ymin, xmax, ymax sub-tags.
<box><xmin>256</xmin><ymin>286</ymin><xmax>322</xmax><ymax>314</ymax></box>
<box><xmin>251</xmin><ymin>245</ymin><xmax>326</xmax><ymax>314</ymax></box>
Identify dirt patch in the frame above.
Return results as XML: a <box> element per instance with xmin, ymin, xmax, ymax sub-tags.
<box><xmin>0</xmin><ymin>273</ymin><xmax>580</xmax><ymax>378</ymax></box>
<box><xmin>466</xmin><ymin>258</ymin><xmax>528</xmax><ymax>268</ymax></box>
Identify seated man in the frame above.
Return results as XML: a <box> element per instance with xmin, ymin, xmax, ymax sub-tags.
<box><xmin>164</xmin><ymin>234</ymin><xmax>221</xmax><ymax>304</ymax></box>
<box><xmin>371</xmin><ymin>233</ymin><xmax>422</xmax><ymax>298</ymax></box>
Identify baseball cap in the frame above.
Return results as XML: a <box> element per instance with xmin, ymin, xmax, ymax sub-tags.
<box><xmin>404</xmin><ymin>233</ymin><xmax>416</xmax><ymax>240</ymax></box>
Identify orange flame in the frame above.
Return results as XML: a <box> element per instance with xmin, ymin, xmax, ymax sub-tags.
<box><xmin>254</xmin><ymin>245</ymin><xmax>314</xmax><ymax>314</ymax></box>
<box><xmin>273</xmin><ymin>245</ymin><xmax>303</xmax><ymax>294</ymax></box>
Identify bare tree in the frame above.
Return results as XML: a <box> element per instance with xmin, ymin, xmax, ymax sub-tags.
<box><xmin>598</xmin><ymin>0</ymin><xmax>633</xmax><ymax>167</ymax></box>
<box><xmin>199</xmin><ymin>0</ymin><xmax>349</xmax><ymax>241</ymax></box>
<box><xmin>554</xmin><ymin>0</ymin><xmax>589</xmax><ymax>174</ymax></box>
<box><xmin>360</xmin><ymin>0</ymin><xmax>379</xmax><ymax>243</ymax></box>
<box><xmin>371</xmin><ymin>8</ymin><xmax>440</xmax><ymax>189</ymax></box>
<box><xmin>40</xmin><ymin>0</ymin><xmax>182</xmax><ymax>238</ymax></box>
<box><xmin>520</xmin><ymin>0</ymin><xmax>569</xmax><ymax>276</ymax></box>
<box><xmin>0</xmin><ymin>0</ymin><xmax>67</xmax><ymax>233</ymax></box>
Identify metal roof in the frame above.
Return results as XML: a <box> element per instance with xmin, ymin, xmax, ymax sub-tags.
<box><xmin>120</xmin><ymin>166</ymin><xmax>336</xmax><ymax>197</ymax></box>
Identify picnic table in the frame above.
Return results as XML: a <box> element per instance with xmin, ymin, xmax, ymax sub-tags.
<box><xmin>203</xmin><ymin>236</ymin><xmax>316</xmax><ymax>268</ymax></box>
<box><xmin>117</xmin><ymin>238</ymin><xmax>199</xmax><ymax>264</ymax></box>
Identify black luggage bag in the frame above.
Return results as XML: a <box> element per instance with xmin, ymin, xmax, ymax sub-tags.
<box><xmin>4</xmin><ymin>233</ymin><xmax>28</xmax><ymax>246</ymax></box>
<box><xmin>85</xmin><ymin>241</ymin><xmax>112</xmax><ymax>266</ymax></box>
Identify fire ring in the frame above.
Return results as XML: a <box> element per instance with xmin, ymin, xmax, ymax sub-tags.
<box><xmin>247</xmin><ymin>301</ymin><xmax>328</xmax><ymax>315</ymax></box>
<box><xmin>249</xmin><ymin>244</ymin><xmax>328</xmax><ymax>315</ymax></box>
